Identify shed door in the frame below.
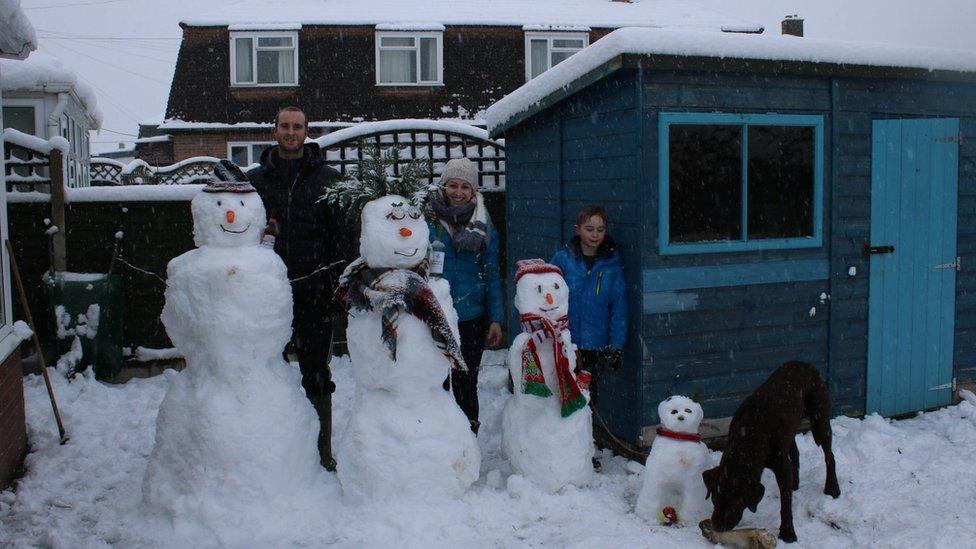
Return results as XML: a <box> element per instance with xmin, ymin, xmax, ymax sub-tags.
<box><xmin>867</xmin><ymin>118</ymin><xmax>959</xmax><ymax>416</ymax></box>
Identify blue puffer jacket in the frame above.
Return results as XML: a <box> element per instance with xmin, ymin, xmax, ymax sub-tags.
<box><xmin>429</xmin><ymin>222</ymin><xmax>504</xmax><ymax>323</ymax></box>
<box><xmin>550</xmin><ymin>236</ymin><xmax>627</xmax><ymax>351</ymax></box>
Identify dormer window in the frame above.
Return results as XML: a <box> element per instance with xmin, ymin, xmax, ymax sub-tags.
<box><xmin>375</xmin><ymin>31</ymin><xmax>443</xmax><ymax>86</ymax></box>
<box><xmin>230</xmin><ymin>31</ymin><xmax>298</xmax><ymax>86</ymax></box>
<box><xmin>524</xmin><ymin>32</ymin><xmax>588</xmax><ymax>81</ymax></box>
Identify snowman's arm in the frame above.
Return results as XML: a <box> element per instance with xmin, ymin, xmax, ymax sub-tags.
<box><xmin>560</xmin><ymin>331</ymin><xmax>578</xmax><ymax>376</ymax></box>
<box><xmin>508</xmin><ymin>333</ymin><xmax>531</xmax><ymax>392</ymax></box>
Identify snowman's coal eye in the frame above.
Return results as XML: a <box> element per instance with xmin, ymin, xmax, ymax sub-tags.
<box><xmin>554</xmin><ymin>282</ymin><xmax>560</xmax><ymax>289</ymax></box>
<box><xmin>670</xmin><ymin>409</ymin><xmax>678</xmax><ymax>414</ymax></box>
<box><xmin>240</xmin><ymin>200</ymin><xmax>245</xmax><ymax>206</ymax></box>
<box><xmin>536</xmin><ymin>285</ymin><xmax>542</xmax><ymax>293</ymax></box>
<box><xmin>685</xmin><ymin>408</ymin><xmax>692</xmax><ymax>413</ymax></box>
<box><xmin>386</xmin><ymin>211</ymin><xmax>405</xmax><ymax>220</ymax></box>
<box><xmin>409</xmin><ymin>211</ymin><xmax>421</xmax><ymax>220</ymax></box>
<box><xmin>217</xmin><ymin>200</ymin><xmax>222</xmax><ymax>206</ymax></box>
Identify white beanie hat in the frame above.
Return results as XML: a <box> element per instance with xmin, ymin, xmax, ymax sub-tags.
<box><xmin>439</xmin><ymin>157</ymin><xmax>479</xmax><ymax>188</ymax></box>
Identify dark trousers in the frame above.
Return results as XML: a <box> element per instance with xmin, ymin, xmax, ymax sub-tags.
<box><xmin>292</xmin><ymin>282</ymin><xmax>334</xmax><ymax>398</ymax></box>
<box><xmin>577</xmin><ymin>349</ymin><xmax>603</xmax><ymax>408</ymax></box>
<box><xmin>450</xmin><ymin>316</ymin><xmax>487</xmax><ymax>424</ymax></box>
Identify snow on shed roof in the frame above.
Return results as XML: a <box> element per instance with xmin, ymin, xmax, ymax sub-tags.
<box><xmin>0</xmin><ymin>0</ymin><xmax>36</xmax><ymax>59</ymax></box>
<box><xmin>181</xmin><ymin>0</ymin><xmax>761</xmax><ymax>33</ymax></box>
<box><xmin>486</xmin><ymin>27</ymin><xmax>976</xmax><ymax>135</ymax></box>
<box><xmin>0</xmin><ymin>51</ymin><xmax>103</xmax><ymax>128</ymax></box>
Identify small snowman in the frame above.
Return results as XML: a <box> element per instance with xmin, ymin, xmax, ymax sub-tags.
<box><xmin>143</xmin><ymin>162</ymin><xmax>322</xmax><ymax>519</ymax></box>
<box><xmin>502</xmin><ymin>259</ymin><xmax>592</xmax><ymax>492</ymax></box>
<box><xmin>334</xmin><ymin>195</ymin><xmax>480</xmax><ymax>501</ymax></box>
<box><xmin>635</xmin><ymin>395</ymin><xmax>710</xmax><ymax>526</ymax></box>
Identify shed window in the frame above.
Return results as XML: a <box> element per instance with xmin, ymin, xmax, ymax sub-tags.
<box><xmin>525</xmin><ymin>33</ymin><xmax>587</xmax><ymax>81</ymax></box>
<box><xmin>375</xmin><ymin>32</ymin><xmax>442</xmax><ymax>85</ymax></box>
<box><xmin>231</xmin><ymin>32</ymin><xmax>298</xmax><ymax>86</ymax></box>
<box><xmin>228</xmin><ymin>142</ymin><xmax>274</xmax><ymax>167</ymax></box>
<box><xmin>659</xmin><ymin>113</ymin><xmax>824</xmax><ymax>254</ymax></box>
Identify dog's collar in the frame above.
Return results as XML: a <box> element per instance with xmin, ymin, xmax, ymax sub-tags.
<box><xmin>656</xmin><ymin>426</ymin><xmax>702</xmax><ymax>443</ymax></box>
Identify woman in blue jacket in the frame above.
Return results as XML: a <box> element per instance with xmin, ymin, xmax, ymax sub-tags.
<box><xmin>551</xmin><ymin>205</ymin><xmax>627</xmax><ymax>469</ymax></box>
<box><xmin>428</xmin><ymin>158</ymin><xmax>504</xmax><ymax>434</ymax></box>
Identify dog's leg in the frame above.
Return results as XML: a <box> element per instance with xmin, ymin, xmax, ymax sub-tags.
<box><xmin>773</xmin><ymin>456</ymin><xmax>797</xmax><ymax>543</ymax></box>
<box><xmin>790</xmin><ymin>438</ymin><xmax>800</xmax><ymax>491</ymax></box>
<box><xmin>808</xmin><ymin>385</ymin><xmax>841</xmax><ymax>498</ymax></box>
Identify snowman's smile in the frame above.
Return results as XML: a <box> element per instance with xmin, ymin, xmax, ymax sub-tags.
<box><xmin>220</xmin><ymin>223</ymin><xmax>251</xmax><ymax>234</ymax></box>
<box><xmin>539</xmin><ymin>306</ymin><xmax>559</xmax><ymax>312</ymax></box>
<box><xmin>394</xmin><ymin>248</ymin><xmax>419</xmax><ymax>257</ymax></box>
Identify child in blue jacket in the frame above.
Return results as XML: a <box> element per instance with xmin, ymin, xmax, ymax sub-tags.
<box><xmin>551</xmin><ymin>205</ymin><xmax>628</xmax><ymax>469</ymax></box>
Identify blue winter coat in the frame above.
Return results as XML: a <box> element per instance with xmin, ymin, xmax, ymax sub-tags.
<box><xmin>550</xmin><ymin>236</ymin><xmax>627</xmax><ymax>351</ymax></box>
<box><xmin>429</xmin><ymin>222</ymin><xmax>504</xmax><ymax>324</ymax></box>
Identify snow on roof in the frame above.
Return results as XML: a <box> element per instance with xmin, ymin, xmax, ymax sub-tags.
<box><xmin>486</xmin><ymin>26</ymin><xmax>976</xmax><ymax>133</ymax></box>
<box><xmin>133</xmin><ymin>135</ymin><xmax>172</xmax><ymax>144</ymax></box>
<box><xmin>0</xmin><ymin>0</ymin><xmax>36</xmax><ymax>59</ymax></box>
<box><xmin>0</xmin><ymin>51</ymin><xmax>103</xmax><ymax>127</ymax></box>
<box><xmin>181</xmin><ymin>0</ymin><xmax>761</xmax><ymax>33</ymax></box>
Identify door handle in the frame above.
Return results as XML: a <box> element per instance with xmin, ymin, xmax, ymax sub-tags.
<box><xmin>862</xmin><ymin>243</ymin><xmax>895</xmax><ymax>256</ymax></box>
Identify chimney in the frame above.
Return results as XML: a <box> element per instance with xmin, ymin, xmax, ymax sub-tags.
<box><xmin>781</xmin><ymin>15</ymin><xmax>803</xmax><ymax>37</ymax></box>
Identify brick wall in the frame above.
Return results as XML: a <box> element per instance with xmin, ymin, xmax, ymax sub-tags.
<box><xmin>0</xmin><ymin>348</ymin><xmax>26</xmax><ymax>491</ymax></box>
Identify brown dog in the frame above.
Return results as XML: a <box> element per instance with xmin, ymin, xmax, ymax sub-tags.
<box><xmin>702</xmin><ymin>361</ymin><xmax>840</xmax><ymax>543</ymax></box>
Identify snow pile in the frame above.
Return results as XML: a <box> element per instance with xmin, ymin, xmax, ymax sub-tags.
<box><xmin>0</xmin><ymin>0</ymin><xmax>35</xmax><ymax>59</ymax></box>
<box><xmin>503</xmin><ymin>267</ymin><xmax>592</xmax><ymax>492</ymax></box>
<box><xmin>142</xmin><ymin>188</ymin><xmax>324</xmax><ymax>527</ymax></box>
<box><xmin>3</xmin><ymin>353</ymin><xmax>976</xmax><ymax>546</ymax></box>
<box><xmin>486</xmin><ymin>26</ymin><xmax>976</xmax><ymax>132</ymax></box>
<box><xmin>0</xmin><ymin>51</ymin><xmax>102</xmax><ymax>127</ymax></box>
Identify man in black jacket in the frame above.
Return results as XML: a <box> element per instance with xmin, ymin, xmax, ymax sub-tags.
<box><xmin>246</xmin><ymin>106</ymin><xmax>343</xmax><ymax>471</ymax></box>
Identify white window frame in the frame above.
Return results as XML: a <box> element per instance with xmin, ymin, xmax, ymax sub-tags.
<box><xmin>524</xmin><ymin>32</ymin><xmax>588</xmax><ymax>82</ymax></box>
<box><xmin>0</xmin><ymin>84</ymin><xmax>16</xmax><ymax>357</ymax></box>
<box><xmin>230</xmin><ymin>31</ymin><xmax>299</xmax><ymax>87</ymax></box>
<box><xmin>227</xmin><ymin>141</ymin><xmax>275</xmax><ymax>167</ymax></box>
<box><xmin>374</xmin><ymin>31</ymin><xmax>443</xmax><ymax>87</ymax></box>
<box><xmin>2</xmin><ymin>98</ymin><xmax>44</xmax><ymax>137</ymax></box>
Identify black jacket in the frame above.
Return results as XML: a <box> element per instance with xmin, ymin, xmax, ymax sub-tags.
<box><xmin>247</xmin><ymin>143</ymin><xmax>345</xmax><ymax>293</ymax></box>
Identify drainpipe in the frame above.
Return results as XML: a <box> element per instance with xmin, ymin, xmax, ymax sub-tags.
<box><xmin>47</xmin><ymin>92</ymin><xmax>69</xmax><ymax>140</ymax></box>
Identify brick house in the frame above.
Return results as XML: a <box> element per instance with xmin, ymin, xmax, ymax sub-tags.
<box><xmin>147</xmin><ymin>0</ymin><xmax>761</xmax><ymax>165</ymax></box>
<box><xmin>0</xmin><ymin>0</ymin><xmax>37</xmax><ymax>491</ymax></box>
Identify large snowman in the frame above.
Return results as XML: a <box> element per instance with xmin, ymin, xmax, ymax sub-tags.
<box><xmin>335</xmin><ymin>195</ymin><xmax>480</xmax><ymax>501</ymax></box>
<box><xmin>503</xmin><ymin>259</ymin><xmax>593</xmax><ymax>492</ymax></box>
<box><xmin>143</xmin><ymin>167</ymin><xmax>322</xmax><ymax>519</ymax></box>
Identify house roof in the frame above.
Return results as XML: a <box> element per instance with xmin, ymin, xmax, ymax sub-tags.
<box><xmin>0</xmin><ymin>0</ymin><xmax>35</xmax><ymax>60</ymax></box>
<box><xmin>486</xmin><ymin>27</ymin><xmax>976</xmax><ymax>136</ymax></box>
<box><xmin>0</xmin><ymin>51</ymin><xmax>103</xmax><ymax>128</ymax></box>
<box><xmin>180</xmin><ymin>0</ymin><xmax>762</xmax><ymax>33</ymax></box>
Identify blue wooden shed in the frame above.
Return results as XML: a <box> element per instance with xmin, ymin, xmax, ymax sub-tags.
<box><xmin>487</xmin><ymin>27</ymin><xmax>976</xmax><ymax>447</ymax></box>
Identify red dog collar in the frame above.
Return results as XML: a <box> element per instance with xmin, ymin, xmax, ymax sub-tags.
<box><xmin>656</xmin><ymin>426</ymin><xmax>702</xmax><ymax>443</ymax></box>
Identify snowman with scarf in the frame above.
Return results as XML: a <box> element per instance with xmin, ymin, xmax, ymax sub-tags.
<box><xmin>333</xmin><ymin>189</ymin><xmax>481</xmax><ymax>501</ymax></box>
<box><xmin>502</xmin><ymin>259</ymin><xmax>592</xmax><ymax>492</ymax></box>
<box><xmin>143</xmin><ymin>162</ymin><xmax>322</xmax><ymax>519</ymax></box>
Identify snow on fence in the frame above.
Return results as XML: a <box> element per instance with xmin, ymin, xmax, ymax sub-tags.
<box><xmin>89</xmin><ymin>120</ymin><xmax>506</xmax><ymax>191</ymax></box>
<box><xmin>2</xmin><ymin>127</ymin><xmax>68</xmax><ymax>193</ymax></box>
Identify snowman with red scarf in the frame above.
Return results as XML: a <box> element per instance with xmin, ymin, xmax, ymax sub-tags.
<box><xmin>502</xmin><ymin>259</ymin><xmax>592</xmax><ymax>492</ymax></box>
<box><xmin>635</xmin><ymin>395</ymin><xmax>710</xmax><ymax>526</ymax></box>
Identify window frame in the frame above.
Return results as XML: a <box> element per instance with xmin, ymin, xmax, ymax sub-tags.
<box><xmin>227</xmin><ymin>141</ymin><xmax>275</xmax><ymax>167</ymax></box>
<box><xmin>2</xmin><ymin>98</ymin><xmax>44</xmax><ymax>136</ymax></box>
<box><xmin>229</xmin><ymin>31</ymin><xmax>300</xmax><ymax>87</ymax></box>
<box><xmin>0</xmin><ymin>87</ymin><xmax>16</xmax><ymax>354</ymax></box>
<box><xmin>374</xmin><ymin>31</ymin><xmax>443</xmax><ymax>87</ymax></box>
<box><xmin>523</xmin><ymin>32</ymin><xmax>589</xmax><ymax>81</ymax></box>
<box><xmin>658</xmin><ymin>112</ymin><xmax>824</xmax><ymax>255</ymax></box>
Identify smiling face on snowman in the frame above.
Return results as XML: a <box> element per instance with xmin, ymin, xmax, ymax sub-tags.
<box><xmin>191</xmin><ymin>184</ymin><xmax>267</xmax><ymax>248</ymax></box>
<box><xmin>514</xmin><ymin>265</ymin><xmax>569</xmax><ymax>321</ymax></box>
<box><xmin>360</xmin><ymin>195</ymin><xmax>429</xmax><ymax>269</ymax></box>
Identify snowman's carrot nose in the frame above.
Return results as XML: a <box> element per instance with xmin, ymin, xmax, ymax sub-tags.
<box><xmin>545</xmin><ymin>293</ymin><xmax>554</xmax><ymax>305</ymax></box>
<box><xmin>399</xmin><ymin>227</ymin><xmax>412</xmax><ymax>237</ymax></box>
<box><xmin>226</xmin><ymin>210</ymin><xmax>236</xmax><ymax>223</ymax></box>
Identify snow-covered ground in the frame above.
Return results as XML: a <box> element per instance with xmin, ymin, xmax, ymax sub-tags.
<box><xmin>2</xmin><ymin>351</ymin><xmax>976</xmax><ymax>547</ymax></box>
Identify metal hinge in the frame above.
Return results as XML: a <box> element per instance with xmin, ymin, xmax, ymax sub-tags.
<box><xmin>933</xmin><ymin>133</ymin><xmax>963</xmax><ymax>143</ymax></box>
<box><xmin>933</xmin><ymin>257</ymin><xmax>961</xmax><ymax>271</ymax></box>
<box><xmin>928</xmin><ymin>378</ymin><xmax>956</xmax><ymax>392</ymax></box>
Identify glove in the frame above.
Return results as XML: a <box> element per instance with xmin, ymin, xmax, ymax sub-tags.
<box><xmin>604</xmin><ymin>347</ymin><xmax>623</xmax><ymax>370</ymax></box>
<box><xmin>576</xmin><ymin>370</ymin><xmax>592</xmax><ymax>391</ymax></box>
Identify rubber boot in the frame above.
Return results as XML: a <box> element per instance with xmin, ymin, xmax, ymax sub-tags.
<box><xmin>310</xmin><ymin>394</ymin><xmax>337</xmax><ymax>472</ymax></box>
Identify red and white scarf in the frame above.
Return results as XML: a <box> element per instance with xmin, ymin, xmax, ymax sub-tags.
<box><xmin>518</xmin><ymin>313</ymin><xmax>586</xmax><ymax>417</ymax></box>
